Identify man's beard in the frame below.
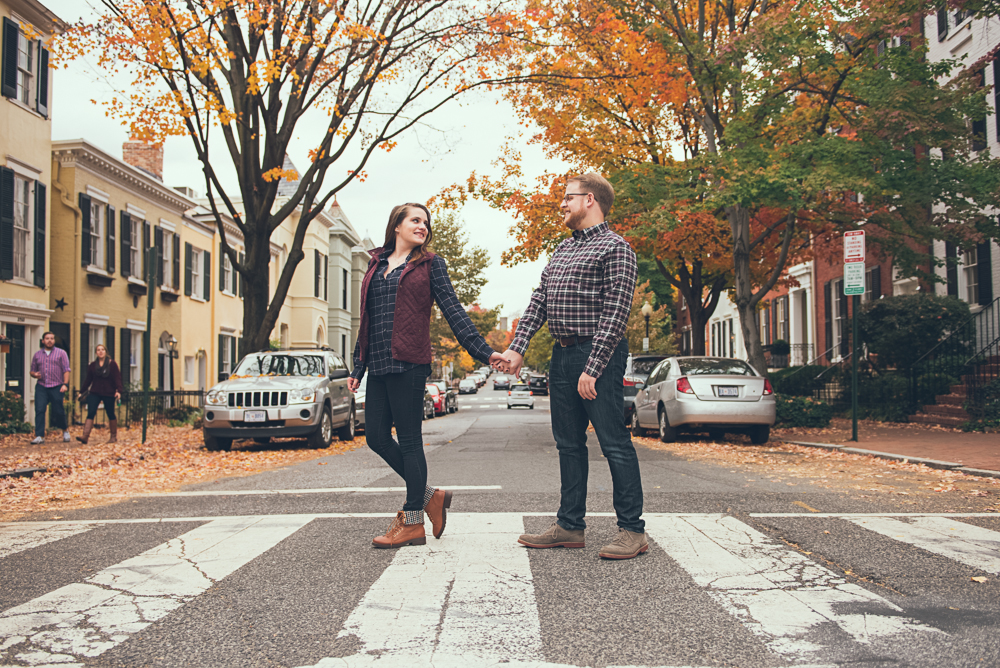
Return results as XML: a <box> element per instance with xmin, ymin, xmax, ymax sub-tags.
<box><xmin>563</xmin><ymin>208</ymin><xmax>586</xmax><ymax>230</ymax></box>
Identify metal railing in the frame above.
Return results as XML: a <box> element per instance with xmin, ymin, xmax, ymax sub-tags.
<box><xmin>764</xmin><ymin>343</ymin><xmax>814</xmax><ymax>369</ymax></box>
<box><xmin>70</xmin><ymin>389</ymin><xmax>205</xmax><ymax>428</ymax></box>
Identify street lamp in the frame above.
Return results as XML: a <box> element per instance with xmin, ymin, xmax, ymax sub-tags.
<box><xmin>166</xmin><ymin>335</ymin><xmax>179</xmax><ymax>359</ymax></box>
<box><xmin>641</xmin><ymin>301</ymin><xmax>653</xmax><ymax>352</ymax></box>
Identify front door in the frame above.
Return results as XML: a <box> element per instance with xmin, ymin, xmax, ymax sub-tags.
<box><xmin>4</xmin><ymin>325</ymin><xmax>25</xmax><ymax>396</ymax></box>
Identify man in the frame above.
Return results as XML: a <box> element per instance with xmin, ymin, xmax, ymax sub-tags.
<box><xmin>29</xmin><ymin>332</ymin><xmax>72</xmax><ymax>445</ymax></box>
<box><xmin>501</xmin><ymin>173</ymin><xmax>646</xmax><ymax>560</ymax></box>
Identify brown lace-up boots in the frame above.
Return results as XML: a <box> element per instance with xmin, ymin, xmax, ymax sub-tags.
<box><xmin>424</xmin><ymin>489</ymin><xmax>452</xmax><ymax>539</ymax></box>
<box><xmin>372</xmin><ymin>511</ymin><xmax>426</xmax><ymax>549</ymax></box>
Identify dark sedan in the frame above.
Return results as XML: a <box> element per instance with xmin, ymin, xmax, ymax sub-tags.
<box><xmin>528</xmin><ymin>374</ymin><xmax>548</xmax><ymax>396</ymax></box>
<box><xmin>493</xmin><ymin>375</ymin><xmax>511</xmax><ymax>390</ymax></box>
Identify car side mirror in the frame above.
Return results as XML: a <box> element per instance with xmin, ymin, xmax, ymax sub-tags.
<box><xmin>218</xmin><ymin>372</ymin><xmax>229</xmax><ymax>383</ymax></box>
<box><xmin>329</xmin><ymin>368</ymin><xmax>349</xmax><ymax>380</ymax></box>
<box><xmin>635</xmin><ymin>382</ymin><xmax>645</xmax><ymax>390</ymax></box>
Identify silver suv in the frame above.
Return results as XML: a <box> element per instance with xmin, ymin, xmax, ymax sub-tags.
<box><xmin>202</xmin><ymin>348</ymin><xmax>355</xmax><ymax>451</ymax></box>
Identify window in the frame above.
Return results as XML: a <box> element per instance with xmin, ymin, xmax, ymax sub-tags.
<box><xmin>88</xmin><ymin>325</ymin><xmax>105</xmax><ymax>362</ymax></box>
<box><xmin>314</xmin><ymin>250</ymin><xmax>327</xmax><ymax>299</ymax></box>
<box><xmin>15</xmin><ymin>29</ymin><xmax>34</xmax><ymax>105</ymax></box>
<box><xmin>130</xmin><ymin>330</ymin><xmax>142</xmax><ymax>384</ymax></box>
<box><xmin>776</xmin><ymin>297</ymin><xmax>789</xmax><ymax>341</ymax></box>
<box><xmin>12</xmin><ymin>176</ymin><xmax>31</xmax><ymax>280</ymax></box>
<box><xmin>161</xmin><ymin>230</ymin><xmax>175</xmax><ymax>288</ymax></box>
<box><xmin>130</xmin><ymin>218</ymin><xmax>142</xmax><ymax>278</ymax></box>
<box><xmin>937</xmin><ymin>7</ymin><xmax>949</xmax><ymax>41</ymax></box>
<box><xmin>220</xmin><ymin>336</ymin><xmax>234</xmax><ymax>375</ymax></box>
<box><xmin>963</xmin><ymin>248</ymin><xmax>979</xmax><ymax>304</ymax></box>
<box><xmin>341</xmin><ymin>334</ymin><xmax>347</xmax><ymax>359</ymax></box>
<box><xmin>89</xmin><ymin>200</ymin><xmax>105</xmax><ymax>268</ymax></box>
<box><xmin>760</xmin><ymin>305</ymin><xmax>771</xmax><ymax>345</ymax></box>
<box><xmin>832</xmin><ymin>278</ymin><xmax>848</xmax><ymax>357</ymax></box>
<box><xmin>341</xmin><ymin>268</ymin><xmax>348</xmax><ymax>309</ymax></box>
<box><xmin>222</xmin><ymin>253</ymin><xmax>234</xmax><ymax>294</ymax></box>
<box><xmin>973</xmin><ymin>69</ymin><xmax>987</xmax><ymax>152</ymax></box>
<box><xmin>184</xmin><ymin>356</ymin><xmax>194</xmax><ymax>384</ymax></box>
<box><xmin>190</xmin><ymin>247</ymin><xmax>203</xmax><ymax>298</ymax></box>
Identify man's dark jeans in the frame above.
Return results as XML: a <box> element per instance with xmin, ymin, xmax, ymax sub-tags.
<box><xmin>549</xmin><ymin>339</ymin><xmax>644</xmax><ymax>534</ymax></box>
<box><xmin>34</xmin><ymin>384</ymin><xmax>67</xmax><ymax>438</ymax></box>
<box><xmin>363</xmin><ymin>365</ymin><xmax>431</xmax><ymax>512</ymax></box>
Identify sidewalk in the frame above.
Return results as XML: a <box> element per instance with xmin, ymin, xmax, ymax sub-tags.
<box><xmin>775</xmin><ymin>418</ymin><xmax>1000</xmax><ymax>477</ymax></box>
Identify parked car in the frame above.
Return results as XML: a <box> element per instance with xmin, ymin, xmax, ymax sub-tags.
<box><xmin>631</xmin><ymin>357</ymin><xmax>775</xmax><ymax>444</ymax></box>
<box><xmin>458</xmin><ymin>378</ymin><xmax>478</xmax><ymax>394</ymax></box>
<box><xmin>471</xmin><ymin>373</ymin><xmax>486</xmax><ymax>388</ymax></box>
<box><xmin>528</xmin><ymin>374</ymin><xmax>548</xmax><ymax>396</ymax></box>
<box><xmin>203</xmin><ymin>348</ymin><xmax>355</xmax><ymax>451</ymax></box>
<box><xmin>622</xmin><ymin>374</ymin><xmax>645</xmax><ymax>426</ymax></box>
<box><xmin>626</xmin><ymin>354</ymin><xmax>669</xmax><ymax>383</ymax></box>
<box><xmin>428</xmin><ymin>380</ymin><xmax>458</xmax><ymax>413</ymax></box>
<box><xmin>507</xmin><ymin>382</ymin><xmax>534</xmax><ymax>409</ymax></box>
<box><xmin>425</xmin><ymin>383</ymin><xmax>454</xmax><ymax>416</ymax></box>
<box><xmin>354</xmin><ymin>373</ymin><xmax>368</xmax><ymax>433</ymax></box>
<box><xmin>493</xmin><ymin>375</ymin><xmax>511</xmax><ymax>390</ymax></box>
<box><xmin>423</xmin><ymin>386</ymin><xmax>436</xmax><ymax>420</ymax></box>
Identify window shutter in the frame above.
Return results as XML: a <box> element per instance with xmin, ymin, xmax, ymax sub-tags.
<box><xmin>314</xmin><ymin>249</ymin><xmax>320</xmax><ymax>297</ymax></box>
<box><xmin>35</xmin><ymin>45</ymin><xmax>48</xmax><ymax>117</ymax></box>
<box><xmin>218</xmin><ymin>334</ymin><xmax>224</xmax><ymax>379</ymax></box>
<box><xmin>33</xmin><ymin>181</ymin><xmax>45</xmax><ymax>287</ymax></box>
<box><xmin>977</xmin><ymin>242</ymin><xmax>993</xmax><ymax>306</ymax></box>
<box><xmin>323</xmin><ymin>255</ymin><xmax>328</xmax><ymax>301</ymax></box>
<box><xmin>80</xmin><ymin>323</ymin><xmax>89</xmax><ymax>386</ymax></box>
<box><xmin>823</xmin><ymin>281</ymin><xmax>833</xmax><ymax>361</ymax></box>
<box><xmin>230</xmin><ymin>334</ymin><xmax>237</xmax><ymax>369</ymax></box>
<box><xmin>937</xmin><ymin>8</ymin><xmax>949</xmax><ymax>41</ymax></box>
<box><xmin>945</xmin><ymin>243</ymin><xmax>958</xmax><ymax>297</ymax></box>
<box><xmin>154</xmin><ymin>227</ymin><xmax>163</xmax><ymax>286</ymax></box>
<box><xmin>0</xmin><ymin>166</ymin><xmax>14</xmax><ymax>281</ymax></box>
<box><xmin>1</xmin><ymin>18</ymin><xmax>17</xmax><ymax>99</ymax></box>
<box><xmin>79</xmin><ymin>193</ymin><xmax>92</xmax><ymax>266</ymax></box>
<box><xmin>870</xmin><ymin>265</ymin><xmax>881</xmax><ymax>301</ymax></box>
<box><xmin>172</xmin><ymin>233</ymin><xmax>180</xmax><ymax>290</ymax></box>
<box><xmin>239</xmin><ymin>252</ymin><xmax>245</xmax><ymax>299</ymax></box>
<box><xmin>994</xmin><ymin>57</ymin><xmax>999</xmax><ymax>138</ymax></box>
<box><xmin>120</xmin><ymin>211</ymin><xmax>131</xmax><ymax>277</ymax></box>
<box><xmin>184</xmin><ymin>242</ymin><xmax>192</xmax><ymax>296</ymax></box>
<box><xmin>219</xmin><ymin>244</ymin><xmax>225</xmax><ymax>292</ymax></box>
<box><xmin>120</xmin><ymin>328</ymin><xmax>131</xmax><ymax>387</ymax></box>
<box><xmin>203</xmin><ymin>250</ymin><xmax>211</xmax><ymax>301</ymax></box>
<box><xmin>106</xmin><ymin>205</ymin><xmax>115</xmax><ymax>273</ymax></box>
<box><xmin>105</xmin><ymin>325</ymin><xmax>115</xmax><ymax>361</ymax></box>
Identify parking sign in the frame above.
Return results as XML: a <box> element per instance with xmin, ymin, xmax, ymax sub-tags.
<box><xmin>844</xmin><ymin>230</ymin><xmax>865</xmax><ymax>263</ymax></box>
<box><xmin>844</xmin><ymin>261</ymin><xmax>865</xmax><ymax>295</ymax></box>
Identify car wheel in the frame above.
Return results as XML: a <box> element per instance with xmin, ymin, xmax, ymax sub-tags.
<box><xmin>630</xmin><ymin>410</ymin><xmax>644</xmax><ymax>437</ymax></box>
<box><xmin>307</xmin><ymin>405</ymin><xmax>333</xmax><ymax>449</ymax></box>
<box><xmin>337</xmin><ymin>406</ymin><xmax>356</xmax><ymax>441</ymax></box>
<box><xmin>204</xmin><ymin>432</ymin><xmax>232</xmax><ymax>452</ymax></box>
<box><xmin>658</xmin><ymin>408</ymin><xmax>677</xmax><ymax>443</ymax></box>
<box><xmin>749</xmin><ymin>425</ymin><xmax>770</xmax><ymax>445</ymax></box>
<box><xmin>529</xmin><ymin>405</ymin><xmax>534</xmax><ymax>410</ymax></box>
<box><xmin>253</xmin><ymin>437</ymin><xmax>272</xmax><ymax>445</ymax></box>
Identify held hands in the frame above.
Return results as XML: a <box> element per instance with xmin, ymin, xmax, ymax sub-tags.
<box><xmin>491</xmin><ymin>349</ymin><xmax>523</xmax><ymax>377</ymax></box>
<box><xmin>347</xmin><ymin>377</ymin><xmax>360</xmax><ymax>393</ymax></box>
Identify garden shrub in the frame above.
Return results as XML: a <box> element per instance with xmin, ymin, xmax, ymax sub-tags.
<box><xmin>859</xmin><ymin>294</ymin><xmax>972</xmax><ymax>369</ymax></box>
<box><xmin>774</xmin><ymin>395</ymin><xmax>833</xmax><ymax>428</ymax></box>
<box><xmin>164</xmin><ymin>404</ymin><xmax>201</xmax><ymax>424</ymax></box>
<box><xmin>0</xmin><ymin>391</ymin><xmax>33</xmax><ymax>435</ymax></box>
<box><xmin>855</xmin><ymin>373</ymin><xmax>910</xmax><ymax>422</ymax></box>
<box><xmin>770</xmin><ymin>365</ymin><xmax>829</xmax><ymax>397</ymax></box>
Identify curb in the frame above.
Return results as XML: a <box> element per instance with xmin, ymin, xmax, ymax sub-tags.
<box><xmin>784</xmin><ymin>441</ymin><xmax>1000</xmax><ymax>477</ymax></box>
<box><xmin>0</xmin><ymin>467</ymin><xmax>47</xmax><ymax>479</ymax></box>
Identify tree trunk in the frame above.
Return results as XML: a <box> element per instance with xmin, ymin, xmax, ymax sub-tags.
<box><xmin>728</xmin><ymin>203</ymin><xmax>768</xmax><ymax>376</ymax></box>
<box><xmin>239</xmin><ymin>225</ymin><xmax>304</xmax><ymax>355</ymax></box>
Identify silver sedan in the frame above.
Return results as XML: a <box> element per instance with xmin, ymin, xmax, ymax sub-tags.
<box><xmin>631</xmin><ymin>357</ymin><xmax>775</xmax><ymax>444</ymax></box>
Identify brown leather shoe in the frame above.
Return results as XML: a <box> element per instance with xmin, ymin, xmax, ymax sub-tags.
<box><xmin>518</xmin><ymin>523</ymin><xmax>585</xmax><ymax>549</ymax></box>
<box><xmin>424</xmin><ymin>489</ymin><xmax>452</xmax><ymax>539</ymax></box>
<box><xmin>598</xmin><ymin>528</ymin><xmax>648</xmax><ymax>560</ymax></box>
<box><xmin>372</xmin><ymin>511</ymin><xmax>427</xmax><ymax>549</ymax></box>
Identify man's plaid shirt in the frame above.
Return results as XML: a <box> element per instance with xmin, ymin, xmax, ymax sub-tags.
<box><xmin>510</xmin><ymin>222</ymin><xmax>637</xmax><ymax>378</ymax></box>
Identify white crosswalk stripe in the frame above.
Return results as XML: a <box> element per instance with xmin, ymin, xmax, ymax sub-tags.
<box><xmin>1</xmin><ymin>513</ymin><xmax>996</xmax><ymax>668</ymax></box>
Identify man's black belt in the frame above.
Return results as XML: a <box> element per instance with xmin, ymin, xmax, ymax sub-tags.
<box><xmin>558</xmin><ymin>335</ymin><xmax>594</xmax><ymax>347</ymax></box>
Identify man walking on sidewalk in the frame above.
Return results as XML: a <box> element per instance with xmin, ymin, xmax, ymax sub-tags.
<box><xmin>29</xmin><ymin>332</ymin><xmax>72</xmax><ymax>445</ymax></box>
<box><xmin>500</xmin><ymin>173</ymin><xmax>646</xmax><ymax>559</ymax></box>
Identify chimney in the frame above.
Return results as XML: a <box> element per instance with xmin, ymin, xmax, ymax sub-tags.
<box><xmin>122</xmin><ymin>138</ymin><xmax>164</xmax><ymax>181</ymax></box>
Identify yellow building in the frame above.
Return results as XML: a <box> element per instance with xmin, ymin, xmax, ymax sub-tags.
<box><xmin>49</xmin><ymin>139</ymin><xmax>199</xmax><ymax>393</ymax></box>
<box><xmin>0</xmin><ymin>0</ymin><xmax>63</xmax><ymax>417</ymax></box>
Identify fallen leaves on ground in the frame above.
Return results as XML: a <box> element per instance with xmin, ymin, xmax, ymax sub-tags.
<box><xmin>0</xmin><ymin>426</ymin><xmax>365</xmax><ymax>521</ymax></box>
<box><xmin>634</xmin><ymin>433</ymin><xmax>1000</xmax><ymax>513</ymax></box>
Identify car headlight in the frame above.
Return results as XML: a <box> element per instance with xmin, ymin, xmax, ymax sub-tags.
<box><xmin>288</xmin><ymin>388</ymin><xmax>316</xmax><ymax>404</ymax></box>
<box><xmin>206</xmin><ymin>389</ymin><xmax>228</xmax><ymax>406</ymax></box>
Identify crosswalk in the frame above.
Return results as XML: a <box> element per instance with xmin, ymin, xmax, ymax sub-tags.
<box><xmin>1</xmin><ymin>512</ymin><xmax>997</xmax><ymax>667</ymax></box>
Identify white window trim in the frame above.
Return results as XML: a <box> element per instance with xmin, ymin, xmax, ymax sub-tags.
<box><xmin>86</xmin><ymin>186</ymin><xmax>110</xmax><ymax>203</ymax></box>
<box><xmin>5</xmin><ymin>155</ymin><xmax>41</xmax><ymax>179</ymax></box>
<box><xmin>85</xmin><ymin>265</ymin><xmax>109</xmax><ymax>277</ymax></box>
<box><xmin>12</xmin><ymin>174</ymin><xmax>33</xmax><ymax>282</ymax></box>
<box><xmin>84</xmin><ymin>313</ymin><xmax>109</xmax><ymax>326</ymax></box>
<box><xmin>127</xmin><ymin>275</ymin><xmax>147</xmax><ymax>286</ymax></box>
<box><xmin>158</xmin><ymin>219</ymin><xmax>176</xmax><ymax>233</ymax></box>
<box><xmin>126</xmin><ymin>319</ymin><xmax>147</xmax><ymax>332</ymax></box>
<box><xmin>190</xmin><ymin>246</ymin><xmax>203</xmax><ymax>299</ymax></box>
<box><xmin>127</xmin><ymin>203</ymin><xmax>146</xmax><ymax>217</ymax></box>
<box><xmin>161</xmin><ymin>229</ymin><xmax>176</xmax><ymax>290</ymax></box>
<box><xmin>220</xmin><ymin>326</ymin><xmax>237</xmax><ymax>334</ymax></box>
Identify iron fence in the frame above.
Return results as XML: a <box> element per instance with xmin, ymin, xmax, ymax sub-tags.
<box><xmin>70</xmin><ymin>389</ymin><xmax>205</xmax><ymax>428</ymax></box>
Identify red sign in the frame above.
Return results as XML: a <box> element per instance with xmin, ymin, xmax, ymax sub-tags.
<box><xmin>844</xmin><ymin>230</ymin><xmax>865</xmax><ymax>263</ymax></box>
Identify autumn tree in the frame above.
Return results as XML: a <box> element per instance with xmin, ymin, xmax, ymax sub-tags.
<box><xmin>625</xmin><ymin>281</ymin><xmax>677</xmax><ymax>356</ymax></box>
<box><xmin>523</xmin><ymin>323</ymin><xmax>555</xmax><ymax>373</ymax></box>
<box><xmin>72</xmin><ymin>0</ymin><xmax>509</xmax><ymax>351</ymax></box>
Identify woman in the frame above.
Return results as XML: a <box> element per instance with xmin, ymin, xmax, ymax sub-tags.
<box><xmin>77</xmin><ymin>344</ymin><xmax>123</xmax><ymax>444</ymax></box>
<box><xmin>349</xmin><ymin>203</ymin><xmax>504</xmax><ymax>549</ymax></box>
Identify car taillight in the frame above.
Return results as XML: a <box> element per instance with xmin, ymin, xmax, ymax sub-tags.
<box><xmin>763</xmin><ymin>379</ymin><xmax>774</xmax><ymax>395</ymax></box>
<box><xmin>508</xmin><ymin>391</ymin><xmax>511</xmax><ymax>395</ymax></box>
<box><xmin>529</xmin><ymin>391</ymin><xmax>533</xmax><ymax>396</ymax></box>
<box><xmin>623</xmin><ymin>377</ymin><xmax>637</xmax><ymax>387</ymax></box>
<box><xmin>676</xmin><ymin>377</ymin><xmax>694</xmax><ymax>394</ymax></box>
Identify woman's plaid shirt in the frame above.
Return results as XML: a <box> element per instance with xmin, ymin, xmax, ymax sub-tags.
<box><xmin>510</xmin><ymin>222</ymin><xmax>637</xmax><ymax>378</ymax></box>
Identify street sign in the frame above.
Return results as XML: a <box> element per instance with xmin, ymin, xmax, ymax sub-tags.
<box><xmin>844</xmin><ymin>230</ymin><xmax>865</xmax><ymax>263</ymax></box>
<box><xmin>844</xmin><ymin>261</ymin><xmax>865</xmax><ymax>295</ymax></box>
<box><xmin>642</xmin><ymin>337</ymin><xmax>649</xmax><ymax>352</ymax></box>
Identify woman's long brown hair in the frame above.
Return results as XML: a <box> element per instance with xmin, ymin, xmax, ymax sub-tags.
<box><xmin>382</xmin><ymin>203</ymin><xmax>433</xmax><ymax>263</ymax></box>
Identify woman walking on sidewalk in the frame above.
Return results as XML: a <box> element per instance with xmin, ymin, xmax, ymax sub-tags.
<box><xmin>349</xmin><ymin>202</ymin><xmax>505</xmax><ymax>549</ymax></box>
<box><xmin>77</xmin><ymin>344</ymin><xmax>123</xmax><ymax>444</ymax></box>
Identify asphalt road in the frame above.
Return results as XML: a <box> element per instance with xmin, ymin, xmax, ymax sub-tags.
<box><xmin>2</xmin><ymin>382</ymin><xmax>999</xmax><ymax>668</ymax></box>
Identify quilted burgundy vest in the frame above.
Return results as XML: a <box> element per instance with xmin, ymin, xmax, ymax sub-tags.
<box><xmin>356</xmin><ymin>247</ymin><xmax>435</xmax><ymax>366</ymax></box>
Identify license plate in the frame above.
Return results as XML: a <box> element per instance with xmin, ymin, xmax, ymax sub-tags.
<box><xmin>717</xmin><ymin>386</ymin><xmax>739</xmax><ymax>397</ymax></box>
<box><xmin>244</xmin><ymin>410</ymin><xmax>267</xmax><ymax>422</ymax></box>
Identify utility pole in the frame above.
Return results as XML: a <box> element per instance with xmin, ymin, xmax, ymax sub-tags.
<box><xmin>142</xmin><ymin>246</ymin><xmax>158</xmax><ymax>444</ymax></box>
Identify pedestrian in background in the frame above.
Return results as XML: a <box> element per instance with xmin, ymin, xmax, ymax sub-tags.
<box><xmin>501</xmin><ymin>172</ymin><xmax>647</xmax><ymax>560</ymax></box>
<box><xmin>29</xmin><ymin>331</ymin><xmax>72</xmax><ymax>445</ymax></box>
<box><xmin>349</xmin><ymin>202</ymin><xmax>507</xmax><ymax>549</ymax></box>
<box><xmin>77</xmin><ymin>344</ymin><xmax>123</xmax><ymax>444</ymax></box>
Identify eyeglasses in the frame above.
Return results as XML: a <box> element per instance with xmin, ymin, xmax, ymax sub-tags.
<box><xmin>561</xmin><ymin>193</ymin><xmax>590</xmax><ymax>203</ymax></box>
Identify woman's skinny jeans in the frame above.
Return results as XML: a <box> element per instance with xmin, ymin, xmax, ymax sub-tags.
<box><xmin>363</xmin><ymin>364</ymin><xmax>431</xmax><ymax>512</ymax></box>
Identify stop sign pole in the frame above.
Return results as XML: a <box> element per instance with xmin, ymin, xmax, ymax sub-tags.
<box><xmin>843</xmin><ymin>231</ymin><xmax>865</xmax><ymax>442</ymax></box>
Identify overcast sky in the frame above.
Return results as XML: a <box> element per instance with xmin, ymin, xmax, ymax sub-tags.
<box><xmin>45</xmin><ymin>0</ymin><xmax>564</xmax><ymax>321</ymax></box>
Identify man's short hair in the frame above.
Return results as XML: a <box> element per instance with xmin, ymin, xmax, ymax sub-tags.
<box><xmin>568</xmin><ymin>172</ymin><xmax>615</xmax><ymax>217</ymax></box>
<box><xmin>42</xmin><ymin>331</ymin><xmax>55</xmax><ymax>339</ymax></box>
